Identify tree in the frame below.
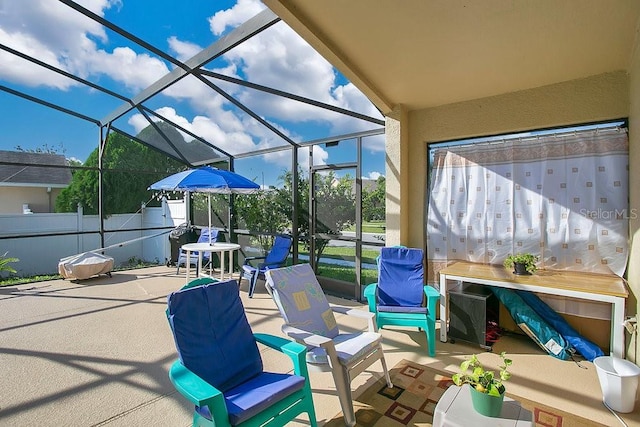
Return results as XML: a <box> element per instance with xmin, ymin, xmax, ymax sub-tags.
<box><xmin>15</xmin><ymin>142</ymin><xmax>67</xmax><ymax>155</ymax></box>
<box><xmin>275</xmin><ymin>169</ymin><xmax>355</xmax><ymax>271</ymax></box>
<box><xmin>311</xmin><ymin>172</ymin><xmax>355</xmax><ymax>265</ymax></box>
<box><xmin>235</xmin><ymin>190</ymin><xmax>290</xmax><ymax>252</ymax></box>
<box><xmin>275</xmin><ymin>167</ymin><xmax>309</xmax><ymax>238</ymax></box>
<box><xmin>55</xmin><ymin>131</ymin><xmax>186</xmax><ymax>216</ymax></box>
<box><xmin>362</xmin><ymin>176</ymin><xmax>385</xmax><ymax>221</ymax></box>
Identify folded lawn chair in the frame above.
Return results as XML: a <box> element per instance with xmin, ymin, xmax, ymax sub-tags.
<box><xmin>266</xmin><ymin>263</ymin><xmax>392</xmax><ymax>427</ymax></box>
<box><xmin>241</xmin><ymin>234</ymin><xmax>292</xmax><ymax>298</ymax></box>
<box><xmin>176</xmin><ymin>227</ymin><xmax>219</xmax><ymax>274</ymax></box>
<box><xmin>166</xmin><ymin>278</ymin><xmax>317</xmax><ymax>427</ymax></box>
<box><xmin>364</xmin><ymin>246</ymin><xmax>440</xmax><ymax>356</ymax></box>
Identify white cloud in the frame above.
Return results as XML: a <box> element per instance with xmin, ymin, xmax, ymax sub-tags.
<box><xmin>0</xmin><ymin>0</ymin><xmax>381</xmax><ymax>171</ymax></box>
<box><xmin>0</xmin><ymin>1</ymin><xmax>166</xmax><ymax>92</ymax></box>
<box><xmin>88</xmin><ymin>47</ymin><xmax>170</xmax><ymax>91</ymax></box>
<box><xmin>128</xmin><ymin>106</ymin><xmax>294</xmax><ymax>161</ymax></box>
<box><xmin>168</xmin><ymin>36</ymin><xmax>202</xmax><ymax>62</ymax></box>
<box><xmin>362</xmin><ymin>133</ymin><xmax>386</xmax><ymax>153</ymax></box>
<box><xmin>207</xmin><ymin>1</ymin><xmax>383</xmax><ymax>139</ymax></box>
<box><xmin>260</xmin><ymin>145</ymin><xmax>329</xmax><ymax>172</ymax></box>
<box><xmin>366</xmin><ymin>171</ymin><xmax>384</xmax><ymax>180</ymax></box>
<box><xmin>208</xmin><ymin>0</ymin><xmax>266</xmax><ymax>36</ymax></box>
<box><xmin>0</xmin><ymin>28</ymin><xmax>76</xmax><ymax>89</ymax></box>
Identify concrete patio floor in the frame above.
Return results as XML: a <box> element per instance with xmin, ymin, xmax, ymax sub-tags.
<box><xmin>0</xmin><ymin>266</ymin><xmax>638</xmax><ymax>426</ymax></box>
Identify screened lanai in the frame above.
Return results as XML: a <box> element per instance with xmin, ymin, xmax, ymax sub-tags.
<box><xmin>2</xmin><ymin>2</ymin><xmax>640</xmax><ymax>425</ymax></box>
<box><xmin>0</xmin><ymin>1</ymin><xmax>387</xmax><ymax>299</ymax></box>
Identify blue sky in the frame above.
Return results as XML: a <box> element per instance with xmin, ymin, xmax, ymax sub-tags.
<box><xmin>0</xmin><ymin>0</ymin><xmax>385</xmax><ymax>187</ymax></box>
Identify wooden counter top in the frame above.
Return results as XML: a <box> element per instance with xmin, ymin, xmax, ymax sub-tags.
<box><xmin>440</xmin><ymin>261</ymin><xmax>628</xmax><ymax>299</ymax></box>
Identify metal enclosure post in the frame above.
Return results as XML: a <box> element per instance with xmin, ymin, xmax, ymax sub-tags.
<box><xmin>308</xmin><ymin>146</ymin><xmax>316</xmax><ymax>271</ymax></box>
<box><xmin>292</xmin><ymin>146</ymin><xmax>299</xmax><ymax>263</ymax></box>
<box><xmin>355</xmin><ymin>136</ymin><xmax>363</xmax><ymax>301</ymax></box>
<box><xmin>98</xmin><ymin>125</ymin><xmax>108</xmax><ymax>252</ymax></box>
<box><xmin>228</xmin><ymin>158</ymin><xmax>238</xmax><ymax>245</ymax></box>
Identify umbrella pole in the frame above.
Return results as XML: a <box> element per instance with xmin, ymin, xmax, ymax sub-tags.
<box><xmin>185</xmin><ymin>191</ymin><xmax>192</xmax><ymax>226</ymax></box>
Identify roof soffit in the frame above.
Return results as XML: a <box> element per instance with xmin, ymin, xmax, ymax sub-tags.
<box><xmin>264</xmin><ymin>0</ymin><xmax>640</xmax><ymax>114</ymax></box>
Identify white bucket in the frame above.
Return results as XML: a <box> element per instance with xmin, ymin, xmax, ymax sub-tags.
<box><xmin>594</xmin><ymin>356</ymin><xmax>640</xmax><ymax>413</ymax></box>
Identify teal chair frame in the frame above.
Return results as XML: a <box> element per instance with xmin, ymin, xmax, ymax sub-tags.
<box><xmin>169</xmin><ymin>333</ymin><xmax>317</xmax><ymax>427</ymax></box>
<box><xmin>167</xmin><ymin>278</ymin><xmax>317</xmax><ymax>427</ymax></box>
<box><xmin>364</xmin><ymin>247</ymin><xmax>440</xmax><ymax>357</ymax></box>
<box><xmin>364</xmin><ymin>284</ymin><xmax>440</xmax><ymax>356</ymax></box>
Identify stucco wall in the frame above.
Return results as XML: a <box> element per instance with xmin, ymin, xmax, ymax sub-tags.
<box><xmin>0</xmin><ymin>186</ymin><xmax>63</xmax><ymax>214</ymax></box>
<box><xmin>385</xmin><ymin>105</ymin><xmax>408</xmax><ymax>247</ymax></box>
<box><xmin>385</xmin><ymin>70</ymin><xmax>636</xmax><ymax>356</ymax></box>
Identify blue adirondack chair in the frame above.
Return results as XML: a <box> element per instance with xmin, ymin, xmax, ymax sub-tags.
<box><xmin>364</xmin><ymin>246</ymin><xmax>440</xmax><ymax>356</ymax></box>
<box><xmin>241</xmin><ymin>234</ymin><xmax>293</xmax><ymax>298</ymax></box>
<box><xmin>166</xmin><ymin>279</ymin><xmax>317</xmax><ymax>427</ymax></box>
<box><xmin>176</xmin><ymin>227</ymin><xmax>219</xmax><ymax>274</ymax></box>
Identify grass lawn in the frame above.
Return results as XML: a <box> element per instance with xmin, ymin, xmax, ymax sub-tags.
<box><xmin>345</xmin><ymin>220</ymin><xmax>385</xmax><ymax>234</ymax></box>
<box><xmin>300</xmin><ymin>244</ymin><xmax>379</xmax><ymax>265</ymax></box>
<box><xmin>296</xmin><ymin>244</ymin><xmax>381</xmax><ymax>285</ymax></box>
<box><xmin>316</xmin><ymin>263</ymin><xmax>378</xmax><ymax>285</ymax></box>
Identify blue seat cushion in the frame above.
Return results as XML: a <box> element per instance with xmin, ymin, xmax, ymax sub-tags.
<box><xmin>377</xmin><ymin>304</ymin><xmax>427</xmax><ymax>314</ymax></box>
<box><xmin>196</xmin><ymin>372</ymin><xmax>306</xmax><ymax>425</ymax></box>
<box><xmin>167</xmin><ymin>279</ymin><xmax>263</xmax><ymax>392</ymax></box>
<box><xmin>377</xmin><ymin>247</ymin><xmax>425</xmax><ymax>308</ymax></box>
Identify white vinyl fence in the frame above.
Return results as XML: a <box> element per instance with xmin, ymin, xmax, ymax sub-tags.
<box><xmin>0</xmin><ymin>199</ymin><xmax>187</xmax><ymax>277</ymax></box>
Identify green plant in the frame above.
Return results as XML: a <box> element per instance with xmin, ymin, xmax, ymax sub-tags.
<box><xmin>452</xmin><ymin>352</ymin><xmax>512</xmax><ymax>396</ymax></box>
<box><xmin>503</xmin><ymin>253</ymin><xmax>539</xmax><ymax>273</ymax></box>
<box><xmin>0</xmin><ymin>251</ymin><xmax>19</xmax><ymax>274</ymax></box>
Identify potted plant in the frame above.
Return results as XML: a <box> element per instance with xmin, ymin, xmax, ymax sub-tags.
<box><xmin>452</xmin><ymin>352</ymin><xmax>513</xmax><ymax>417</ymax></box>
<box><xmin>503</xmin><ymin>253</ymin><xmax>538</xmax><ymax>275</ymax></box>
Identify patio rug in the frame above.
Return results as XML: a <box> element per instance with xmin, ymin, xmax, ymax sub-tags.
<box><xmin>324</xmin><ymin>359</ymin><xmax>606</xmax><ymax>427</ymax></box>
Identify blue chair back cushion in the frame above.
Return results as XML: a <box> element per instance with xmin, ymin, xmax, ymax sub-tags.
<box><xmin>377</xmin><ymin>247</ymin><xmax>426</xmax><ymax>310</ymax></box>
<box><xmin>199</xmin><ymin>227</ymin><xmax>219</xmax><ymax>244</ymax></box>
<box><xmin>177</xmin><ymin>228</ymin><xmax>218</xmax><ymax>264</ymax></box>
<box><xmin>264</xmin><ymin>235</ymin><xmax>293</xmax><ymax>267</ymax></box>
<box><xmin>167</xmin><ymin>279</ymin><xmax>263</xmax><ymax>392</ymax></box>
<box><xmin>195</xmin><ymin>228</ymin><xmax>219</xmax><ymax>259</ymax></box>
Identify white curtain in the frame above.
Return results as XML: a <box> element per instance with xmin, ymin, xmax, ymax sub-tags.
<box><xmin>426</xmin><ymin>127</ymin><xmax>629</xmax><ymax>286</ymax></box>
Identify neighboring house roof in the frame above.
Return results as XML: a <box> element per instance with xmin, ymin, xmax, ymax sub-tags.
<box><xmin>361</xmin><ymin>179</ymin><xmax>377</xmax><ymax>193</ymax></box>
<box><xmin>0</xmin><ymin>150</ymin><xmax>72</xmax><ymax>188</ymax></box>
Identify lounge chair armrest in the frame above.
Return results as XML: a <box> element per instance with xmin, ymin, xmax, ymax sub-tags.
<box><xmin>280</xmin><ymin>325</ymin><xmax>341</xmax><ymax>366</ymax></box>
<box><xmin>254</xmin><ymin>333</ymin><xmax>309</xmax><ymax>377</ymax></box>
<box><xmin>282</xmin><ymin>325</ymin><xmax>333</xmax><ymax>348</ymax></box>
<box><xmin>423</xmin><ymin>285</ymin><xmax>440</xmax><ymax>318</ymax></box>
<box><xmin>169</xmin><ymin>360</ymin><xmax>222</xmax><ymax>407</ymax></box>
<box><xmin>332</xmin><ymin>305</ymin><xmax>375</xmax><ymax>319</ymax></box>
<box><xmin>332</xmin><ymin>305</ymin><xmax>377</xmax><ymax>332</ymax></box>
<box><xmin>363</xmin><ymin>284</ymin><xmax>377</xmax><ymax>313</ymax></box>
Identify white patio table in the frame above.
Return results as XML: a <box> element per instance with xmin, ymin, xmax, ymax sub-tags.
<box><xmin>181</xmin><ymin>242</ymin><xmax>241</xmax><ymax>284</ymax></box>
<box><xmin>434</xmin><ymin>385</ymin><xmax>532</xmax><ymax>427</ymax></box>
